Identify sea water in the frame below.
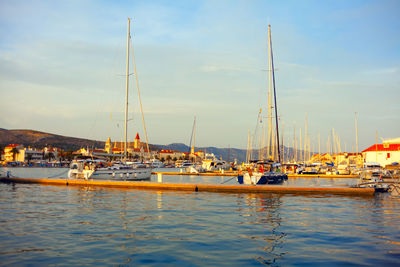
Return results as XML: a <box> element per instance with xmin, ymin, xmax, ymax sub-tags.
<box><xmin>0</xmin><ymin>168</ymin><xmax>399</xmax><ymax>266</ymax></box>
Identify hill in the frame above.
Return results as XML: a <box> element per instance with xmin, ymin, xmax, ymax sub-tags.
<box><xmin>156</xmin><ymin>143</ymin><xmax>249</xmax><ymax>163</ymax></box>
<box><xmin>0</xmin><ymin>128</ymin><xmax>105</xmax><ymax>151</ymax></box>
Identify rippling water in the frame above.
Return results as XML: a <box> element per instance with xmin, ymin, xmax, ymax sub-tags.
<box><xmin>1</xmin><ymin>168</ymin><xmax>400</xmax><ymax>266</ymax></box>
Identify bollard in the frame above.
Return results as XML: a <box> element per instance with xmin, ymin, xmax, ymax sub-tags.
<box><xmin>157</xmin><ymin>173</ymin><xmax>163</xmax><ymax>183</ymax></box>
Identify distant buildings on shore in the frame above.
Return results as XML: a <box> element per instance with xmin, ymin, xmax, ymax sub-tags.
<box><xmin>305</xmin><ymin>138</ymin><xmax>400</xmax><ymax>167</ymax></box>
<box><xmin>0</xmin><ymin>132</ymin><xmax>204</xmax><ymax>165</ymax></box>
<box><xmin>1</xmin><ymin>135</ymin><xmax>399</xmax><ymax>167</ymax></box>
<box><xmin>2</xmin><ymin>144</ymin><xmax>60</xmax><ymax>163</ymax></box>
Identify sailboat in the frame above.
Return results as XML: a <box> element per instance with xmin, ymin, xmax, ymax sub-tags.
<box><xmin>68</xmin><ymin>18</ymin><xmax>152</xmax><ymax>180</ymax></box>
<box><xmin>237</xmin><ymin>25</ymin><xmax>288</xmax><ymax>185</ymax></box>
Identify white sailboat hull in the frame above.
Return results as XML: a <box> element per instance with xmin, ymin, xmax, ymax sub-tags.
<box><xmin>68</xmin><ymin>166</ymin><xmax>152</xmax><ymax>180</ymax></box>
<box><xmin>90</xmin><ymin>168</ymin><xmax>152</xmax><ymax>180</ymax></box>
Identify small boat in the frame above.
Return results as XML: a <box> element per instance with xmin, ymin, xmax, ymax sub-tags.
<box><xmin>175</xmin><ymin>160</ymin><xmax>193</xmax><ymax>168</ymax></box>
<box><xmin>202</xmin><ymin>153</ymin><xmax>232</xmax><ymax>172</ymax></box>
<box><xmin>353</xmin><ymin>169</ymin><xmax>391</xmax><ymax>193</ymax></box>
<box><xmin>186</xmin><ymin>162</ymin><xmax>206</xmax><ymax>173</ymax></box>
<box><xmin>297</xmin><ymin>163</ymin><xmax>320</xmax><ymax>174</ymax></box>
<box><xmin>147</xmin><ymin>159</ymin><xmax>165</xmax><ymax>168</ymax></box>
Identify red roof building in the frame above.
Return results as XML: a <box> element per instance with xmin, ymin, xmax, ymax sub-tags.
<box><xmin>362</xmin><ymin>143</ymin><xmax>400</xmax><ymax>153</ymax></box>
<box><xmin>362</xmin><ymin>143</ymin><xmax>400</xmax><ymax>167</ymax></box>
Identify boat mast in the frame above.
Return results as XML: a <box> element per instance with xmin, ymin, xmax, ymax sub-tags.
<box><xmin>269</xmin><ymin>25</ymin><xmax>281</xmax><ymax>163</ymax></box>
<box><xmin>293</xmin><ymin>123</ymin><xmax>296</xmax><ymax>162</ymax></box>
<box><xmin>246</xmin><ymin>128</ymin><xmax>250</xmax><ymax>163</ymax></box>
<box><xmin>267</xmin><ymin>25</ymin><xmax>273</xmax><ymax>160</ymax></box>
<box><xmin>189</xmin><ymin>116</ymin><xmax>196</xmax><ymax>155</ymax></box>
<box><xmin>304</xmin><ymin>113</ymin><xmax>307</xmax><ymax>162</ymax></box>
<box><xmin>318</xmin><ymin>132</ymin><xmax>321</xmax><ymax>161</ymax></box>
<box><xmin>355</xmin><ymin>112</ymin><xmax>359</xmax><ymax>154</ymax></box>
<box><xmin>124</xmin><ymin>18</ymin><xmax>131</xmax><ymax>159</ymax></box>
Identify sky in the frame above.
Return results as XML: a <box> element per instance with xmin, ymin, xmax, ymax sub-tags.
<box><xmin>0</xmin><ymin>0</ymin><xmax>399</xmax><ymax>151</ymax></box>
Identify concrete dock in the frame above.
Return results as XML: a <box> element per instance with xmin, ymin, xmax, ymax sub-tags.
<box><xmin>0</xmin><ymin>177</ymin><xmax>374</xmax><ymax>196</ymax></box>
<box><xmin>153</xmin><ymin>171</ymin><xmax>238</xmax><ymax>177</ymax></box>
<box><xmin>153</xmin><ymin>171</ymin><xmax>359</xmax><ymax>179</ymax></box>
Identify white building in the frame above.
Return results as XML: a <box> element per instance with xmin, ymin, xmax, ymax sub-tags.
<box><xmin>362</xmin><ymin>139</ymin><xmax>400</xmax><ymax>167</ymax></box>
<box><xmin>16</xmin><ymin>147</ymin><xmax>43</xmax><ymax>162</ymax></box>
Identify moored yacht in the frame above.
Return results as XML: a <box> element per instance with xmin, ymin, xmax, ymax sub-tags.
<box><xmin>237</xmin><ymin>25</ymin><xmax>287</xmax><ymax>185</ymax></box>
<box><xmin>68</xmin><ymin>160</ymin><xmax>152</xmax><ymax>180</ymax></box>
<box><xmin>238</xmin><ymin>161</ymin><xmax>287</xmax><ymax>185</ymax></box>
<box><xmin>68</xmin><ymin>19</ymin><xmax>152</xmax><ymax>180</ymax></box>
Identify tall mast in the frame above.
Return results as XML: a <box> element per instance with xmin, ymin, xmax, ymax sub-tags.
<box><xmin>281</xmin><ymin>124</ymin><xmax>285</xmax><ymax>163</ymax></box>
<box><xmin>375</xmin><ymin>130</ymin><xmax>378</xmax><ymax>162</ymax></box>
<box><xmin>260</xmin><ymin>115</ymin><xmax>265</xmax><ymax>160</ymax></box>
<box><xmin>355</xmin><ymin>112</ymin><xmax>359</xmax><ymax>154</ymax></box>
<box><xmin>304</xmin><ymin>113</ymin><xmax>307</xmax><ymax>162</ymax></box>
<box><xmin>189</xmin><ymin>116</ymin><xmax>196</xmax><ymax>154</ymax></box>
<box><xmin>246</xmin><ymin>128</ymin><xmax>251</xmax><ymax>163</ymax></box>
<box><xmin>293</xmin><ymin>123</ymin><xmax>296</xmax><ymax>162</ymax></box>
<box><xmin>193</xmin><ymin>116</ymin><xmax>196</xmax><ymax>155</ymax></box>
<box><xmin>269</xmin><ymin>24</ymin><xmax>281</xmax><ymax>163</ymax></box>
<box><xmin>124</xmin><ymin>18</ymin><xmax>131</xmax><ymax>159</ymax></box>
<box><xmin>267</xmin><ymin>25</ymin><xmax>273</xmax><ymax>159</ymax></box>
<box><xmin>318</xmin><ymin>132</ymin><xmax>320</xmax><ymax>160</ymax></box>
<box><xmin>299</xmin><ymin>127</ymin><xmax>302</xmax><ymax>161</ymax></box>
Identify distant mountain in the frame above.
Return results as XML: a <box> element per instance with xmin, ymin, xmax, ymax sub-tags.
<box><xmin>0</xmin><ymin>128</ymin><xmax>105</xmax><ymax>151</ymax></box>
<box><xmin>156</xmin><ymin>143</ymin><xmax>248</xmax><ymax>163</ymax></box>
<box><xmin>157</xmin><ymin>143</ymin><xmax>305</xmax><ymax>163</ymax></box>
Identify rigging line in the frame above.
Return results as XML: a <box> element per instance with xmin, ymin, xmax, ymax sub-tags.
<box><xmin>47</xmin><ymin>169</ymin><xmax>69</xmax><ymax>178</ymax></box>
<box><xmin>220</xmin><ymin>176</ymin><xmax>235</xmax><ymax>184</ymax></box>
<box><xmin>130</xmin><ymin>26</ymin><xmax>151</xmax><ymax>159</ymax></box>
<box><xmin>252</xmin><ymin>108</ymin><xmax>263</xmax><ymax>152</ymax></box>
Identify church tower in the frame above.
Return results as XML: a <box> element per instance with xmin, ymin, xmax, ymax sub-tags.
<box><xmin>134</xmin><ymin>133</ymin><xmax>140</xmax><ymax>149</ymax></box>
<box><xmin>105</xmin><ymin>137</ymin><xmax>112</xmax><ymax>153</ymax></box>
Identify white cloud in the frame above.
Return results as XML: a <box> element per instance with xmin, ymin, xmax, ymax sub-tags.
<box><xmin>361</xmin><ymin>67</ymin><xmax>399</xmax><ymax>75</ymax></box>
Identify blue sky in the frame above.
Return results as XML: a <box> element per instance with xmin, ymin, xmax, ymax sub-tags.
<box><xmin>0</xmin><ymin>0</ymin><xmax>399</xmax><ymax>151</ymax></box>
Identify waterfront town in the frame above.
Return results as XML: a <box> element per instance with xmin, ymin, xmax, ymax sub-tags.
<box><xmin>1</xmin><ymin>133</ymin><xmax>204</xmax><ymax>167</ymax></box>
<box><xmin>2</xmin><ymin>132</ymin><xmax>399</xmax><ymax>175</ymax></box>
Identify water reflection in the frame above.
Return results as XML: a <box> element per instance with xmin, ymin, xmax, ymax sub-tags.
<box><xmin>1</xmin><ymin>174</ymin><xmax>400</xmax><ymax>266</ymax></box>
<box><xmin>235</xmin><ymin>193</ymin><xmax>286</xmax><ymax>265</ymax></box>
<box><xmin>156</xmin><ymin>191</ymin><xmax>163</xmax><ymax>210</ymax></box>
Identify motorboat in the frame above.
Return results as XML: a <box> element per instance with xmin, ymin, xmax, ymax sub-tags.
<box><xmin>147</xmin><ymin>159</ymin><xmax>165</xmax><ymax>168</ymax></box>
<box><xmin>201</xmin><ymin>153</ymin><xmax>232</xmax><ymax>172</ymax></box>
<box><xmin>186</xmin><ymin>162</ymin><xmax>206</xmax><ymax>173</ymax></box>
<box><xmin>353</xmin><ymin>169</ymin><xmax>392</xmax><ymax>192</ymax></box>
